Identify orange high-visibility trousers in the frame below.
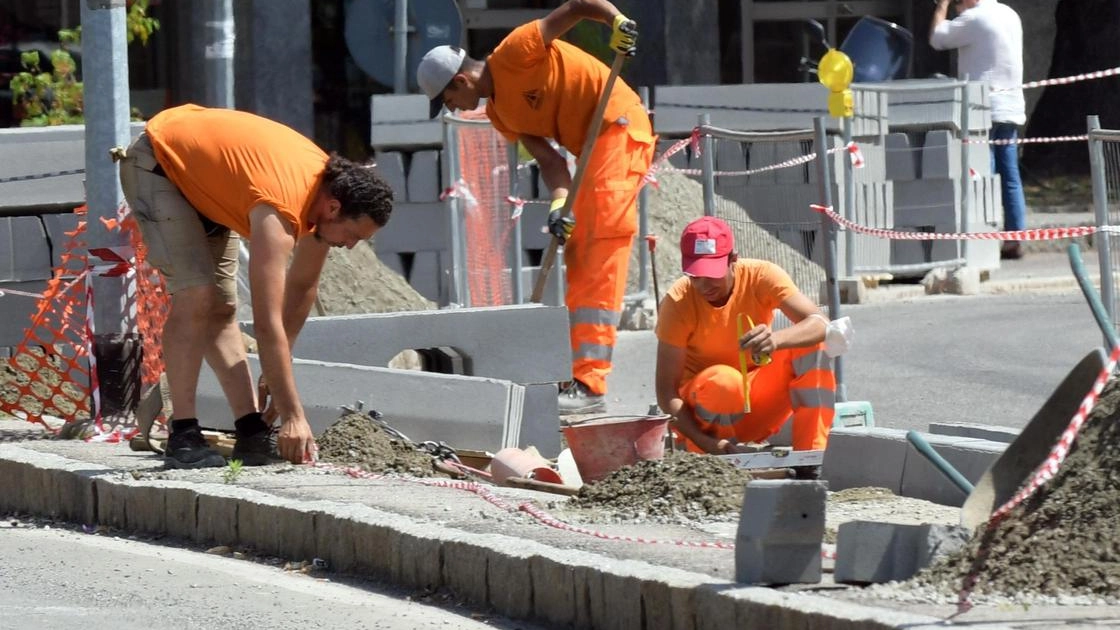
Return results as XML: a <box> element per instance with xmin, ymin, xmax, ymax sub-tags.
<box><xmin>677</xmin><ymin>342</ymin><xmax>836</xmax><ymax>452</ymax></box>
<box><xmin>564</xmin><ymin>106</ymin><xmax>655</xmax><ymax>395</ymax></box>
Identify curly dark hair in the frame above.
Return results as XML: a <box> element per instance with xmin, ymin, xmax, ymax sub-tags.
<box><xmin>322</xmin><ymin>153</ymin><xmax>394</xmax><ymax>227</ymax></box>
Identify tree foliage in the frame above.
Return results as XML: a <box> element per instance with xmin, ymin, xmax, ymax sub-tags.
<box><xmin>9</xmin><ymin>0</ymin><xmax>160</xmax><ymax>127</ymax></box>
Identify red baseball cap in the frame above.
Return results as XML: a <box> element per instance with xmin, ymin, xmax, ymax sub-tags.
<box><xmin>680</xmin><ymin>216</ymin><xmax>734</xmax><ymax>278</ymax></box>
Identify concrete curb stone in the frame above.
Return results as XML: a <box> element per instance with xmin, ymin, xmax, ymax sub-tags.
<box><xmin>0</xmin><ymin>443</ymin><xmax>997</xmax><ymax>630</ymax></box>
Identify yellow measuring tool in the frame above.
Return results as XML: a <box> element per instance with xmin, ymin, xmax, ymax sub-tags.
<box><xmin>737</xmin><ymin>314</ymin><xmax>773</xmax><ymax>415</ymax></box>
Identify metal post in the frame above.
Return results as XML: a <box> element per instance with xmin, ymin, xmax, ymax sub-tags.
<box><xmin>700</xmin><ymin>114</ymin><xmax>715</xmax><ymax>217</ymax></box>
<box><xmin>202</xmin><ymin>0</ymin><xmax>235</xmax><ymax>108</ymax></box>
<box><xmin>958</xmin><ymin>80</ymin><xmax>972</xmax><ymax>265</ymax></box>
<box><xmin>81</xmin><ymin>1</ymin><xmax>138</xmax><ymax>419</ymax></box>
<box><xmin>841</xmin><ymin>116</ymin><xmax>855</xmax><ymax>278</ymax></box>
<box><xmin>507</xmin><ymin>143</ymin><xmax>524</xmax><ymax>303</ymax></box>
<box><xmin>442</xmin><ymin>119</ymin><xmax>469</xmax><ymax>306</ymax></box>
<box><xmin>813</xmin><ymin>117</ymin><xmax>846</xmax><ymax>403</ymax></box>
<box><xmin>637</xmin><ymin>86</ymin><xmax>651</xmax><ymax>297</ymax></box>
<box><xmin>1089</xmin><ymin>115</ymin><xmax>1116</xmax><ymax>334</ymax></box>
<box><xmin>393</xmin><ymin>0</ymin><xmax>409</xmax><ymax>93</ymax></box>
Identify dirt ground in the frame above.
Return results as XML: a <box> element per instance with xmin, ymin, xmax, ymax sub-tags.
<box><xmin>568</xmin><ymin>450</ymin><xmax>754</xmax><ymax>522</ymax></box>
<box><xmin>316</xmin><ymin>242</ymin><xmax>435</xmax><ymax>315</ymax></box>
<box><xmin>315</xmin><ymin>412</ymin><xmax>439</xmax><ymax>477</ymax></box>
<box><xmin>916</xmin><ymin>377</ymin><xmax>1120</xmax><ymax>598</ymax></box>
<box><xmin>627</xmin><ymin>170</ymin><xmax>825</xmax><ymax>297</ymax></box>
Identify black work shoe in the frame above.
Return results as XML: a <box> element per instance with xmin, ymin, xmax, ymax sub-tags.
<box><xmin>164</xmin><ymin>425</ymin><xmax>226</xmax><ymax>469</ymax></box>
<box><xmin>231</xmin><ymin>428</ymin><xmax>282</xmax><ymax>466</ymax></box>
<box><xmin>558</xmin><ymin>380</ymin><xmax>606</xmax><ymax>416</ymax></box>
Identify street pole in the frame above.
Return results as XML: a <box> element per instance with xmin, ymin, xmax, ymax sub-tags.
<box><xmin>81</xmin><ymin>0</ymin><xmax>138</xmax><ymax>420</ymax></box>
<box><xmin>393</xmin><ymin>0</ymin><xmax>409</xmax><ymax>93</ymax></box>
<box><xmin>813</xmin><ymin>117</ymin><xmax>846</xmax><ymax>403</ymax></box>
<box><xmin>202</xmin><ymin>0</ymin><xmax>235</xmax><ymax>108</ymax></box>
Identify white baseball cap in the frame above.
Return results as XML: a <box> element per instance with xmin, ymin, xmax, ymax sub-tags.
<box><xmin>417</xmin><ymin>45</ymin><xmax>466</xmax><ymax>118</ymax></box>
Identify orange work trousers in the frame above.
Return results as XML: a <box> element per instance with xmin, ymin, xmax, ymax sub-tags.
<box><xmin>564</xmin><ymin>106</ymin><xmax>655</xmax><ymax>395</ymax></box>
<box><xmin>677</xmin><ymin>343</ymin><xmax>836</xmax><ymax>452</ymax></box>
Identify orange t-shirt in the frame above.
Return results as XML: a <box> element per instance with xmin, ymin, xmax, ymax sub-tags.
<box><xmin>485</xmin><ymin>20</ymin><xmax>646</xmax><ymax>156</ymax></box>
<box><xmin>145</xmin><ymin>104</ymin><xmax>327</xmax><ymax>238</ymax></box>
<box><xmin>655</xmin><ymin>260</ymin><xmax>799</xmax><ymax>383</ymax></box>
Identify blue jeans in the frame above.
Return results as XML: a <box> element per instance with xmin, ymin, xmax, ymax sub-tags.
<box><xmin>990</xmin><ymin>123</ymin><xmax>1027</xmax><ymax>233</ymax></box>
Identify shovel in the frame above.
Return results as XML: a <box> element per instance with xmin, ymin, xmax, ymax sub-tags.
<box><xmin>959</xmin><ymin>348</ymin><xmax>1105</xmax><ymax>529</ymax></box>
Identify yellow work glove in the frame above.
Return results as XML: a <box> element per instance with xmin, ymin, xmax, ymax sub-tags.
<box><xmin>546</xmin><ymin>197</ymin><xmax>575</xmax><ymax>244</ymax></box>
<box><xmin>610</xmin><ymin>14</ymin><xmax>638</xmax><ymax>57</ymax></box>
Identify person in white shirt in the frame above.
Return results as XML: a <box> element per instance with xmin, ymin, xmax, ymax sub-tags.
<box><xmin>930</xmin><ymin>0</ymin><xmax>1027</xmax><ymax>260</ymax></box>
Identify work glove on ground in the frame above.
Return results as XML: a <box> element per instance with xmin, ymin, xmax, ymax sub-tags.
<box><xmin>609</xmin><ymin>14</ymin><xmax>638</xmax><ymax>56</ymax></box>
<box><xmin>547</xmin><ymin>197</ymin><xmax>575</xmax><ymax>244</ymax></box>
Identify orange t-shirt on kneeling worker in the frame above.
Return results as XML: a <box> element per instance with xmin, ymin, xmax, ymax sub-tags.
<box><xmin>485</xmin><ymin>20</ymin><xmax>649</xmax><ymax>156</ymax></box>
<box><xmin>655</xmin><ymin>259</ymin><xmax>799</xmax><ymax>385</ymax></box>
<box><xmin>145</xmin><ymin>104</ymin><xmax>327</xmax><ymax>238</ymax></box>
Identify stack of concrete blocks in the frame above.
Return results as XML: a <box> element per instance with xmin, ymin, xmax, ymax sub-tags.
<box><xmin>196</xmin><ymin>304</ymin><xmax>571</xmax><ymax>456</ymax></box>
<box><xmin>735</xmin><ymin>479</ymin><xmax>828</xmax><ymax>585</ymax></box>
<box><xmin>651</xmin><ymin>84</ymin><xmax>893</xmax><ymax>295</ymax></box>
<box><xmin>0</xmin><ymin>124</ymin><xmax>144</xmax><ymax>349</ymax></box>
<box><xmin>369</xmin><ymin>94</ymin><xmax>564</xmax><ymax>307</ymax></box>
<box><xmin>880</xmin><ymin>80</ymin><xmax>1002</xmax><ymax>276</ymax></box>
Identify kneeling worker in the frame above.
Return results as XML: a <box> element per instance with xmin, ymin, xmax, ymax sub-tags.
<box><xmin>655</xmin><ymin>217</ymin><xmax>836</xmax><ymax>460</ymax></box>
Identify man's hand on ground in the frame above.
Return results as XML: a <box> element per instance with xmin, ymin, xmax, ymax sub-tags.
<box><xmin>277</xmin><ymin>416</ymin><xmax>317</xmax><ymax>464</ymax></box>
<box><xmin>609</xmin><ymin>14</ymin><xmax>638</xmax><ymax>56</ymax></box>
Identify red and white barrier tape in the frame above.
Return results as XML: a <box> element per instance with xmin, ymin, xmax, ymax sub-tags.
<box><xmin>655</xmin><ymin>141</ymin><xmax>865</xmax><ymax>179</ymax></box>
<box><xmin>994</xmin><ymin>65</ymin><xmax>1120</xmax><ymax>92</ymax></box>
<box><xmin>811</xmin><ymin>204</ymin><xmax>1108</xmax><ymax>242</ymax></box>
<box><xmin>965</xmin><ymin>134</ymin><xmax>1088</xmax><ymax>146</ymax></box>
<box><xmin>84</xmin><ymin>246</ymin><xmax>137</xmax><ymax>428</ymax></box>
<box><xmin>955</xmin><ymin>343</ymin><xmax>1120</xmax><ymax>614</ymax></box>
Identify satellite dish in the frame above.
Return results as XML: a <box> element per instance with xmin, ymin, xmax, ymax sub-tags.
<box><xmin>344</xmin><ymin>0</ymin><xmax>464</xmax><ymax>92</ymax></box>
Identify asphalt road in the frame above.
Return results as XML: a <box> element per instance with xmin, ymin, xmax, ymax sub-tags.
<box><xmin>608</xmin><ymin>291</ymin><xmax>1105</xmax><ymax>433</ymax></box>
<box><xmin>0</xmin><ymin>521</ymin><xmax>542</xmax><ymax>630</ymax></box>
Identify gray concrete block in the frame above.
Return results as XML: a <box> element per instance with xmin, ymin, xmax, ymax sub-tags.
<box><xmin>574</xmin><ymin>563</ymin><xmax>606</xmax><ymax>630</ymax></box>
<box><xmin>736</xmin><ymin>480</ymin><xmax>826</xmax><ymax>585</ymax></box>
<box><xmin>162</xmin><ymin>485</ymin><xmax>199</xmax><ymax>541</ymax></box>
<box><xmin>487</xmin><ymin>545</ymin><xmax>534</xmax><ymax>620</ymax></box>
<box><xmin>822</xmin><ymin>427</ymin><xmax>908</xmax><ymax>494</ymax></box>
<box><xmin>395</xmin><ymin>531</ymin><xmax>444</xmax><ymax>592</ymax></box>
<box><xmin>313</xmin><ymin>509</ymin><xmax>358</xmax><ymax>574</ymax></box>
<box><xmin>884</xmin><ymin>79</ymin><xmax>991</xmax><ymax>134</ymax></box>
<box><xmin>94</xmin><ymin>478</ymin><xmax>131</xmax><ymax>530</ymax></box>
<box><xmin>370</xmin><ymin>94</ymin><xmax>442</xmax><ymax>148</ymax></box>
<box><xmin>921</xmin><ymin>130</ymin><xmax>957</xmax><ymax>180</ymax></box>
<box><xmin>519</xmin><ymin>383</ymin><xmax>563</xmax><ymax>457</ymax></box>
<box><xmin>197</xmin><ymin>356</ymin><xmax>528</xmax><ymax>453</ymax></box>
<box><xmin>835</xmin><ymin>520</ymin><xmax>972</xmax><ymax>584</ymax></box>
<box><xmin>600</xmin><ymin>569</ymin><xmax>645</xmax><ymax>630</ymax></box>
<box><xmin>442</xmin><ymin>539</ymin><xmax>492</xmax><ymax>611</ymax></box>
<box><xmin>929</xmin><ymin>421</ymin><xmax>1019</xmax><ymax>443</ymax></box>
<box><xmin>901</xmin><ymin>434</ymin><xmax>1004</xmax><ymax>506</ymax></box>
<box><xmin>290</xmin><ymin>304</ymin><xmax>570</xmax><ymax>386</ymax></box>
<box><xmin>528</xmin><ymin>554</ymin><xmax>579</xmax><ymax>627</ymax></box>
<box><xmin>885</xmin><ymin>133</ymin><xmax>919</xmax><ymax>181</ymax></box>
<box><xmin>375</xmin><ymin>151</ymin><xmax>407</xmax><ymax>202</ymax></box>
<box><xmin>41</xmin><ymin>213</ymin><xmax>82</xmax><ymax>269</ymax></box>
<box><xmin>195</xmin><ymin>490</ymin><xmax>242</xmax><ymax>545</ymax></box>
<box><xmin>408</xmin><ymin>250</ymin><xmax>443</xmax><ymax>303</ymax></box>
<box><xmin>406</xmin><ymin>150</ymin><xmax>441</xmax><ymax>202</ymax></box>
<box><xmin>126</xmin><ymin>484</ymin><xmax>172</xmax><ymax>535</ymax></box>
<box><xmin>0</xmin><ymin>123</ymin><xmax>144</xmax><ymax>210</ymax></box>
<box><xmin>371</xmin><ymin>202</ymin><xmax>450</xmax><ymax>254</ymax></box>
<box><xmin>893</xmin><ymin>179</ymin><xmax>959</xmax><ymax>227</ymax></box>
<box><xmin>0</xmin><ymin>217</ymin><xmax>52</xmax><ymax>282</ymax></box>
<box><xmin>348</xmin><ymin>510</ymin><xmax>396</xmax><ymax>579</ymax></box>
<box><xmin>374</xmin><ymin>251</ymin><xmax>408</xmax><ymax>279</ymax></box>
<box><xmin>693</xmin><ymin>584</ymin><xmax>739</xmax><ymax>630</ymax></box>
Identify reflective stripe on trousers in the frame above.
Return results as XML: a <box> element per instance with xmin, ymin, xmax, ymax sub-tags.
<box><xmin>678</xmin><ymin>343</ymin><xmax>836</xmax><ymax>452</ymax></box>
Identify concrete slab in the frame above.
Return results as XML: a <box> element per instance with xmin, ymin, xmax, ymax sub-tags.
<box><xmin>195</xmin><ymin>356</ymin><xmax>527</xmax><ymax>452</ymax></box>
<box><xmin>370</xmin><ymin>94</ymin><xmax>442</xmax><ymax>149</ymax></box>
<box><xmin>286</xmin><ymin>304</ymin><xmax>570</xmax><ymax>385</ymax></box>
<box><xmin>406</xmin><ymin>150</ymin><xmax>441</xmax><ymax>203</ymax></box>
<box><xmin>834</xmin><ymin>520</ymin><xmax>971</xmax><ymax>584</ymax></box>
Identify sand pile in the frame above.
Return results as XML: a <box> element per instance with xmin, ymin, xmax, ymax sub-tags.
<box><xmin>315</xmin><ymin>412</ymin><xmax>438</xmax><ymax>476</ymax></box>
<box><xmin>627</xmin><ymin>170</ymin><xmax>825</xmax><ymax>297</ymax></box>
<box><xmin>917</xmin><ymin>378</ymin><xmax>1120</xmax><ymax>598</ymax></box>
<box><xmin>570</xmin><ymin>450</ymin><xmax>754</xmax><ymax>522</ymax></box>
<box><xmin>315</xmin><ymin>241</ymin><xmax>435</xmax><ymax>315</ymax></box>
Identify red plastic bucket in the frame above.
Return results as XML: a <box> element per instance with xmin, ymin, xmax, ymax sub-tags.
<box><xmin>561</xmin><ymin>415</ymin><xmax>669</xmax><ymax>483</ymax></box>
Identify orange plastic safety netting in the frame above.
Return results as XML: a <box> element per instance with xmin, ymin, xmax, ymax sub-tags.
<box><xmin>449</xmin><ymin>108</ymin><xmax>517</xmax><ymax>306</ymax></box>
<box><xmin>0</xmin><ymin>204</ymin><xmax>168</xmax><ymax>435</ymax></box>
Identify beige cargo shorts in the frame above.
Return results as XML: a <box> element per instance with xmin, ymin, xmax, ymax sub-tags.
<box><xmin>117</xmin><ymin>133</ymin><xmax>239</xmax><ymax>304</ymax></box>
